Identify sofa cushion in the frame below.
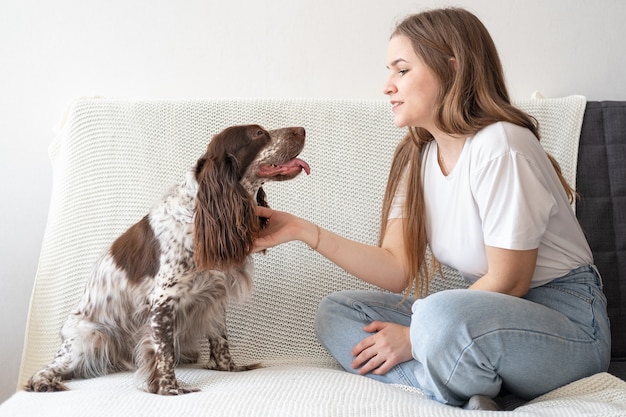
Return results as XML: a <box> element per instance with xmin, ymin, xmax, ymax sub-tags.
<box><xmin>4</xmin><ymin>97</ymin><xmax>626</xmax><ymax>417</ymax></box>
<box><xmin>576</xmin><ymin>101</ymin><xmax>626</xmax><ymax>363</ymax></box>
<box><xmin>16</xmin><ymin>96</ymin><xmax>592</xmax><ymax>383</ymax></box>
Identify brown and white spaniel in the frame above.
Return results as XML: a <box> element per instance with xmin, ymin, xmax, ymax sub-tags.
<box><xmin>25</xmin><ymin>125</ymin><xmax>309</xmax><ymax>395</ymax></box>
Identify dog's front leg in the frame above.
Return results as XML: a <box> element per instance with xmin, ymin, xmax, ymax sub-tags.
<box><xmin>206</xmin><ymin>306</ymin><xmax>261</xmax><ymax>372</ymax></box>
<box><xmin>138</xmin><ymin>290</ymin><xmax>197</xmax><ymax>395</ymax></box>
<box><xmin>207</xmin><ymin>330</ymin><xmax>261</xmax><ymax>372</ymax></box>
<box><xmin>25</xmin><ymin>337</ymin><xmax>76</xmax><ymax>392</ymax></box>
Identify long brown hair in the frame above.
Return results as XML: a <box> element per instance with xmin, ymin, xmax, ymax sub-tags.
<box><xmin>379</xmin><ymin>8</ymin><xmax>575</xmax><ymax>298</ymax></box>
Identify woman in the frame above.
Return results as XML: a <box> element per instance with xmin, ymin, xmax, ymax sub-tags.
<box><xmin>253</xmin><ymin>7</ymin><xmax>610</xmax><ymax>410</ymax></box>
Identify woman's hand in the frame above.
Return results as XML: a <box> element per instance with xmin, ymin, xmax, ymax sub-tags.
<box><xmin>351</xmin><ymin>321</ymin><xmax>413</xmax><ymax>376</ymax></box>
<box><xmin>253</xmin><ymin>206</ymin><xmax>303</xmax><ymax>252</ymax></box>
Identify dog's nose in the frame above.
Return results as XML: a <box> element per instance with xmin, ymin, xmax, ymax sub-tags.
<box><xmin>292</xmin><ymin>127</ymin><xmax>305</xmax><ymax>137</ymax></box>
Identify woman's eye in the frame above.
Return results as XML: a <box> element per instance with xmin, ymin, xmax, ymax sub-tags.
<box><xmin>399</xmin><ymin>69</ymin><xmax>408</xmax><ymax>76</ymax></box>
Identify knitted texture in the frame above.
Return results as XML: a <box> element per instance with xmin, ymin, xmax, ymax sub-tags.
<box><xmin>3</xmin><ymin>368</ymin><xmax>625</xmax><ymax>416</ymax></box>
<box><xmin>18</xmin><ymin>95</ymin><xmax>586</xmax><ymax>378</ymax></box>
<box><xmin>8</xmin><ymin>96</ymin><xmax>623</xmax><ymax>417</ymax></box>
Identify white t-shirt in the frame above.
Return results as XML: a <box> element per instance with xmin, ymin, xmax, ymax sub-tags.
<box><xmin>389</xmin><ymin>122</ymin><xmax>592</xmax><ymax>287</ymax></box>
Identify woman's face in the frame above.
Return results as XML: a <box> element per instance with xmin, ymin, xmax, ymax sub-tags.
<box><xmin>383</xmin><ymin>35</ymin><xmax>441</xmax><ymax>130</ymax></box>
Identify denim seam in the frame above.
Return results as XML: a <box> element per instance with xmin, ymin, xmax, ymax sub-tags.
<box><xmin>445</xmin><ymin>328</ymin><xmax>599</xmax><ymax>388</ymax></box>
<box><xmin>390</xmin><ymin>364</ymin><xmax>414</xmax><ymax>386</ymax></box>
<box><xmin>541</xmin><ymin>284</ymin><xmax>594</xmax><ymax>303</ymax></box>
<box><xmin>351</xmin><ymin>301</ymin><xmax>413</xmax><ymax>321</ymax></box>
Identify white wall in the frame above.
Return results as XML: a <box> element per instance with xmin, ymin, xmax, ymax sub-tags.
<box><xmin>1</xmin><ymin>0</ymin><xmax>624</xmax><ymax>402</ymax></box>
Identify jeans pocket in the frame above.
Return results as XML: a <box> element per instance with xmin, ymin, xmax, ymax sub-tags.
<box><xmin>541</xmin><ymin>281</ymin><xmax>594</xmax><ymax>304</ymax></box>
<box><xmin>526</xmin><ymin>281</ymin><xmax>600</xmax><ymax>339</ymax></box>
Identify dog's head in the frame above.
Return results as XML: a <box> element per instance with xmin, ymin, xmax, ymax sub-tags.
<box><xmin>246</xmin><ymin>126</ymin><xmax>310</xmax><ymax>183</ymax></box>
<box><xmin>193</xmin><ymin>124</ymin><xmax>309</xmax><ymax>270</ymax></box>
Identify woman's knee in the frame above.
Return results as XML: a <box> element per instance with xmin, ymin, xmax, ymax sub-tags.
<box><xmin>410</xmin><ymin>289</ymin><xmax>478</xmax><ymax>351</ymax></box>
<box><xmin>412</xmin><ymin>289</ymin><xmax>469</xmax><ymax>323</ymax></box>
<box><xmin>315</xmin><ymin>290</ymin><xmax>410</xmax><ymax>345</ymax></box>
<box><xmin>315</xmin><ymin>291</ymin><xmax>361</xmax><ymax>342</ymax></box>
<box><xmin>316</xmin><ymin>290</ymin><xmax>356</xmax><ymax>320</ymax></box>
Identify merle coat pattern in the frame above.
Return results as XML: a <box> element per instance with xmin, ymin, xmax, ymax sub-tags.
<box><xmin>25</xmin><ymin>125</ymin><xmax>309</xmax><ymax>395</ymax></box>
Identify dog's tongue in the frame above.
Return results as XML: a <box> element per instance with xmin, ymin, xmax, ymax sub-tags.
<box><xmin>258</xmin><ymin>158</ymin><xmax>311</xmax><ymax>177</ymax></box>
<box><xmin>285</xmin><ymin>158</ymin><xmax>311</xmax><ymax>175</ymax></box>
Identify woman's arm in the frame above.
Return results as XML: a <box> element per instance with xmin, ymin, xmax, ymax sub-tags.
<box><xmin>253</xmin><ymin>206</ymin><xmax>410</xmax><ymax>293</ymax></box>
<box><xmin>469</xmin><ymin>246</ymin><xmax>538</xmax><ymax>297</ymax></box>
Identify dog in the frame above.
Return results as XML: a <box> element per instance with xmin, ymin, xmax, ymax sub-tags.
<box><xmin>25</xmin><ymin>124</ymin><xmax>310</xmax><ymax>395</ymax></box>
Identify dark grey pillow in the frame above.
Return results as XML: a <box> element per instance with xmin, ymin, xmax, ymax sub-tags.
<box><xmin>576</xmin><ymin>101</ymin><xmax>626</xmax><ymax>365</ymax></box>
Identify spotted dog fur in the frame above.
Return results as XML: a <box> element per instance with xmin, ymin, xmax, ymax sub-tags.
<box><xmin>25</xmin><ymin>125</ymin><xmax>309</xmax><ymax>395</ymax></box>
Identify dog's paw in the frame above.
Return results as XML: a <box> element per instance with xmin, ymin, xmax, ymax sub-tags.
<box><xmin>205</xmin><ymin>357</ymin><xmax>219</xmax><ymax>370</ymax></box>
<box><xmin>205</xmin><ymin>360</ymin><xmax>262</xmax><ymax>372</ymax></box>
<box><xmin>156</xmin><ymin>385</ymin><xmax>200</xmax><ymax>395</ymax></box>
<box><xmin>25</xmin><ymin>374</ymin><xmax>69</xmax><ymax>392</ymax></box>
<box><xmin>231</xmin><ymin>362</ymin><xmax>263</xmax><ymax>372</ymax></box>
<box><xmin>146</xmin><ymin>376</ymin><xmax>200</xmax><ymax>396</ymax></box>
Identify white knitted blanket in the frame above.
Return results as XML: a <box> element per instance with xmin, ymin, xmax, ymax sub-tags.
<box><xmin>3</xmin><ymin>96</ymin><xmax>624</xmax><ymax>417</ymax></box>
<box><xmin>2</xmin><ymin>368</ymin><xmax>625</xmax><ymax>416</ymax></box>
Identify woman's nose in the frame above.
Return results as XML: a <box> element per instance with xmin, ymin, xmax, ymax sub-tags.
<box><xmin>383</xmin><ymin>78</ymin><xmax>396</xmax><ymax>95</ymax></box>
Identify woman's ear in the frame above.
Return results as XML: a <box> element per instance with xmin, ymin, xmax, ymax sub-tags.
<box><xmin>449</xmin><ymin>57</ymin><xmax>458</xmax><ymax>72</ymax></box>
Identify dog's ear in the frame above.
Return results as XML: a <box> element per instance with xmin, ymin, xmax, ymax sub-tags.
<box><xmin>193</xmin><ymin>151</ymin><xmax>260</xmax><ymax>271</ymax></box>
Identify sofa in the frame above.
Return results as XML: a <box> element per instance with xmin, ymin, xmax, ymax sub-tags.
<box><xmin>1</xmin><ymin>96</ymin><xmax>624</xmax><ymax>416</ymax></box>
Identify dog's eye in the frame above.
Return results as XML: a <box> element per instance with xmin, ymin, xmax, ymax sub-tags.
<box><xmin>251</xmin><ymin>128</ymin><xmax>268</xmax><ymax>142</ymax></box>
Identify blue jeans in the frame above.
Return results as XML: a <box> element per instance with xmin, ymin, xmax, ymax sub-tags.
<box><xmin>314</xmin><ymin>265</ymin><xmax>611</xmax><ymax>406</ymax></box>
